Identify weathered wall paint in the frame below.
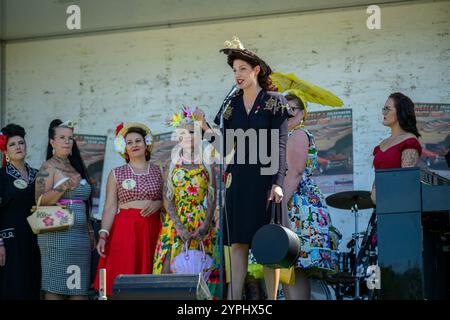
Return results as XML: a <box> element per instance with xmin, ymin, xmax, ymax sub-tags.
<box><xmin>5</xmin><ymin>1</ymin><xmax>450</xmax><ymax>247</ymax></box>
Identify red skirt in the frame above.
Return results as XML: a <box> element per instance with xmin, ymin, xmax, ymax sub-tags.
<box><xmin>93</xmin><ymin>208</ymin><xmax>162</xmax><ymax>296</ymax></box>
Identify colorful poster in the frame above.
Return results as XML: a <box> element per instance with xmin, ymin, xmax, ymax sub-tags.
<box><xmin>150</xmin><ymin>132</ymin><xmax>178</xmax><ymax>172</ymax></box>
<box><xmin>415</xmin><ymin>103</ymin><xmax>450</xmax><ymax>179</ymax></box>
<box><xmin>304</xmin><ymin>109</ymin><xmax>353</xmax><ymax>194</ymax></box>
<box><xmin>74</xmin><ymin>134</ymin><xmax>107</xmax><ymax>218</ymax></box>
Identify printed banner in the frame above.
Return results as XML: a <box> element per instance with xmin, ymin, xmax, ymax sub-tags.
<box><xmin>305</xmin><ymin>109</ymin><xmax>353</xmax><ymax>194</ymax></box>
<box><xmin>415</xmin><ymin>103</ymin><xmax>450</xmax><ymax>179</ymax></box>
<box><xmin>74</xmin><ymin>134</ymin><xmax>107</xmax><ymax>218</ymax></box>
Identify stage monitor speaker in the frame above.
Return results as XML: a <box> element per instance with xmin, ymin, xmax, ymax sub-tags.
<box><xmin>112</xmin><ymin>273</ymin><xmax>212</xmax><ymax>300</ymax></box>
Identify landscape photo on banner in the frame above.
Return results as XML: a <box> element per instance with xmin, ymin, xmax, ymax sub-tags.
<box><xmin>74</xmin><ymin>134</ymin><xmax>107</xmax><ymax>218</ymax></box>
<box><xmin>304</xmin><ymin>109</ymin><xmax>354</xmax><ymax>194</ymax></box>
<box><xmin>415</xmin><ymin>103</ymin><xmax>450</xmax><ymax>179</ymax></box>
<box><xmin>151</xmin><ymin>109</ymin><xmax>354</xmax><ymax>195</ymax></box>
<box><xmin>150</xmin><ymin>131</ymin><xmax>179</xmax><ymax>172</ymax></box>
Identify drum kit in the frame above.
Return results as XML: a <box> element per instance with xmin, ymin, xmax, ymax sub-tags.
<box><xmin>323</xmin><ymin>190</ymin><xmax>379</xmax><ymax>300</ymax></box>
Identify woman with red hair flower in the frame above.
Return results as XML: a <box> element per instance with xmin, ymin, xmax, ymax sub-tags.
<box><xmin>93</xmin><ymin>123</ymin><xmax>163</xmax><ymax>297</ymax></box>
<box><xmin>0</xmin><ymin>124</ymin><xmax>41</xmax><ymax>299</ymax></box>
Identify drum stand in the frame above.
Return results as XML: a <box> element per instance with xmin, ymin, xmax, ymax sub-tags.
<box><xmin>351</xmin><ymin>203</ymin><xmax>362</xmax><ymax>300</ymax></box>
<box><xmin>325</xmin><ymin>190</ymin><xmax>374</xmax><ymax>300</ymax></box>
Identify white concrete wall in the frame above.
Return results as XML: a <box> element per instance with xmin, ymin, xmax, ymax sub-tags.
<box><xmin>4</xmin><ymin>1</ymin><xmax>450</xmax><ymax>248</ymax></box>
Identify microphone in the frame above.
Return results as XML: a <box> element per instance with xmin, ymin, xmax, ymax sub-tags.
<box><xmin>219</xmin><ymin>84</ymin><xmax>239</xmax><ymax>117</ymax></box>
<box><xmin>224</xmin><ymin>84</ymin><xmax>239</xmax><ymax>102</ymax></box>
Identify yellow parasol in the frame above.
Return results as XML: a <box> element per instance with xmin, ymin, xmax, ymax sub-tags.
<box><xmin>270</xmin><ymin>72</ymin><xmax>344</xmax><ymax>107</ymax></box>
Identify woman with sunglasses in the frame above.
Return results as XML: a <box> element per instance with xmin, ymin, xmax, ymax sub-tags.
<box><xmin>279</xmin><ymin>90</ymin><xmax>340</xmax><ymax>300</ymax></box>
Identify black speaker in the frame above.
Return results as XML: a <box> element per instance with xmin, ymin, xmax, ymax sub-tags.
<box><xmin>112</xmin><ymin>274</ymin><xmax>212</xmax><ymax>300</ymax></box>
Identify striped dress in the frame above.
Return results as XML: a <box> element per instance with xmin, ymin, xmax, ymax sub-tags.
<box><xmin>38</xmin><ymin>182</ymin><xmax>92</xmax><ymax>296</ymax></box>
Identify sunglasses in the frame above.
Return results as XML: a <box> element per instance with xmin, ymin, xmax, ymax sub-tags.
<box><xmin>288</xmin><ymin>107</ymin><xmax>304</xmax><ymax>118</ymax></box>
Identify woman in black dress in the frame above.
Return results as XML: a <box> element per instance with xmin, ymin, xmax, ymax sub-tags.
<box><xmin>0</xmin><ymin>124</ymin><xmax>41</xmax><ymax>299</ymax></box>
<box><xmin>196</xmin><ymin>37</ymin><xmax>289</xmax><ymax>299</ymax></box>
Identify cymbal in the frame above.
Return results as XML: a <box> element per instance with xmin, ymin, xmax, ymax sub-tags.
<box><xmin>326</xmin><ymin>191</ymin><xmax>374</xmax><ymax>210</ymax></box>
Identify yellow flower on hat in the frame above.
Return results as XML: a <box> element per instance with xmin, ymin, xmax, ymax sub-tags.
<box><xmin>171</xmin><ymin>113</ymin><xmax>183</xmax><ymax>128</ymax></box>
<box><xmin>168</xmin><ymin>106</ymin><xmax>198</xmax><ymax>128</ymax></box>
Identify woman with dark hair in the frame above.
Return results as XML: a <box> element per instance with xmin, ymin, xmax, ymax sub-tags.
<box><xmin>196</xmin><ymin>36</ymin><xmax>289</xmax><ymax>300</ymax></box>
<box><xmin>93</xmin><ymin>123</ymin><xmax>163</xmax><ymax>297</ymax></box>
<box><xmin>35</xmin><ymin>119</ymin><xmax>95</xmax><ymax>300</ymax></box>
<box><xmin>361</xmin><ymin>92</ymin><xmax>423</xmax><ymax>291</ymax></box>
<box><xmin>371</xmin><ymin>92</ymin><xmax>422</xmax><ymax>203</ymax></box>
<box><xmin>0</xmin><ymin>124</ymin><xmax>41</xmax><ymax>299</ymax></box>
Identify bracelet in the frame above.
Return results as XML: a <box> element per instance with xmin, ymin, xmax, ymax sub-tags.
<box><xmin>98</xmin><ymin>229</ymin><xmax>110</xmax><ymax>237</ymax></box>
<box><xmin>99</xmin><ymin>235</ymin><xmax>108</xmax><ymax>241</ymax></box>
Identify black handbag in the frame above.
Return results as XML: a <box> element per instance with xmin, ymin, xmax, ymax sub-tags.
<box><xmin>251</xmin><ymin>201</ymin><xmax>301</xmax><ymax>269</ymax></box>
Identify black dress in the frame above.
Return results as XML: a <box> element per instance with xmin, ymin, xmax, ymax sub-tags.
<box><xmin>214</xmin><ymin>90</ymin><xmax>289</xmax><ymax>244</ymax></box>
<box><xmin>0</xmin><ymin>163</ymin><xmax>41</xmax><ymax>299</ymax></box>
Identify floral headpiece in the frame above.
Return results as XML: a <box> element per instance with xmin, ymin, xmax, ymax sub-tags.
<box><xmin>168</xmin><ymin>105</ymin><xmax>198</xmax><ymax>128</ymax></box>
<box><xmin>114</xmin><ymin>122</ymin><xmax>153</xmax><ymax>159</ymax></box>
<box><xmin>59</xmin><ymin>120</ymin><xmax>77</xmax><ymax>128</ymax></box>
<box><xmin>0</xmin><ymin>131</ymin><xmax>7</xmax><ymax>152</ymax></box>
<box><xmin>0</xmin><ymin>131</ymin><xmax>8</xmax><ymax>167</ymax></box>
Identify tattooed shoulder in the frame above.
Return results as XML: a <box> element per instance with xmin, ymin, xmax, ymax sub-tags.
<box><xmin>35</xmin><ymin>161</ymin><xmax>54</xmax><ymax>198</ymax></box>
<box><xmin>37</xmin><ymin>161</ymin><xmax>52</xmax><ymax>177</ymax></box>
<box><xmin>401</xmin><ymin>149</ymin><xmax>419</xmax><ymax>167</ymax></box>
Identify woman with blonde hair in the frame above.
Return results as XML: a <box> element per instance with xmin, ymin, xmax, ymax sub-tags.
<box><xmin>153</xmin><ymin>106</ymin><xmax>217</xmax><ymax>294</ymax></box>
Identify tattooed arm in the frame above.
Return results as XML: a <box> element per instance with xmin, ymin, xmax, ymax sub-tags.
<box><xmin>193</xmin><ymin>164</ymin><xmax>217</xmax><ymax>240</ymax></box>
<box><xmin>163</xmin><ymin>174</ymin><xmax>191</xmax><ymax>243</ymax></box>
<box><xmin>401</xmin><ymin>149</ymin><xmax>420</xmax><ymax>167</ymax></box>
<box><xmin>35</xmin><ymin>162</ymin><xmax>71</xmax><ymax>205</ymax></box>
<box><xmin>205</xmin><ymin>165</ymin><xmax>217</xmax><ymax>227</ymax></box>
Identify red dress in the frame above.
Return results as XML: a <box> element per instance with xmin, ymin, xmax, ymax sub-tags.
<box><xmin>373</xmin><ymin>137</ymin><xmax>422</xmax><ymax>169</ymax></box>
<box><xmin>93</xmin><ymin>163</ymin><xmax>163</xmax><ymax>296</ymax></box>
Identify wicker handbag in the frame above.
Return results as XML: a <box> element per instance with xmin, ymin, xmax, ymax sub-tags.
<box><xmin>27</xmin><ymin>195</ymin><xmax>74</xmax><ymax>234</ymax></box>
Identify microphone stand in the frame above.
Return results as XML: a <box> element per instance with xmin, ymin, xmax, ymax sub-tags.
<box><xmin>216</xmin><ymin>86</ymin><xmax>236</xmax><ymax>299</ymax></box>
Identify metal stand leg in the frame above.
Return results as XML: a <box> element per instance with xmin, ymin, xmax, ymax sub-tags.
<box><xmin>352</xmin><ymin>204</ymin><xmax>360</xmax><ymax>300</ymax></box>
